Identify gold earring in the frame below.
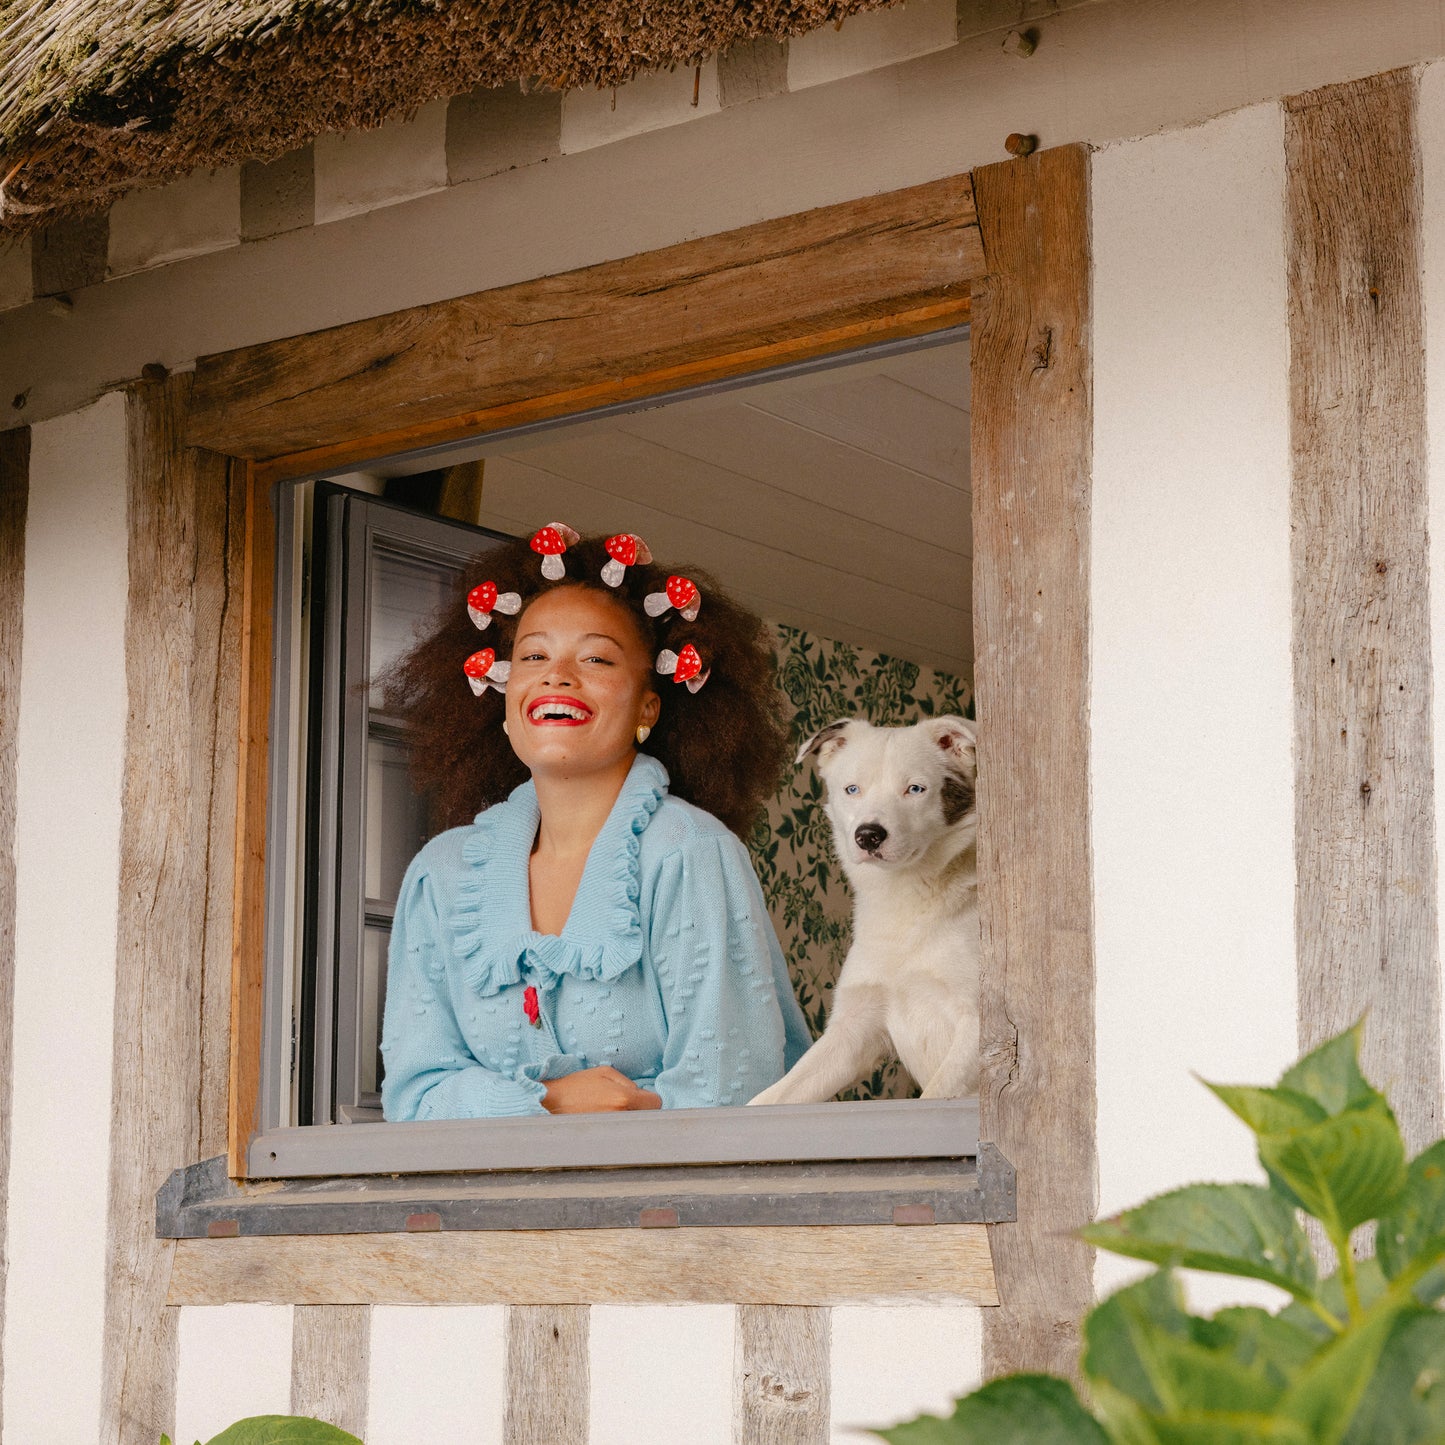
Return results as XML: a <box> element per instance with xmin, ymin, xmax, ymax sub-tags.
<box><xmin>502</xmin><ymin>720</ymin><xmax>510</xmax><ymax>736</ymax></box>
<box><xmin>636</xmin><ymin>724</ymin><xmax>651</xmax><ymax>744</ymax></box>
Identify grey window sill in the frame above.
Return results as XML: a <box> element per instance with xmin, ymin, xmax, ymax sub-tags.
<box><xmin>157</xmin><ymin>1099</ymin><xmax>1017</xmax><ymax>1237</ymax></box>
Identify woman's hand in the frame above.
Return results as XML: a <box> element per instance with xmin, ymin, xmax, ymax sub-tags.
<box><xmin>540</xmin><ymin>1066</ymin><xmax>662</xmax><ymax>1114</ymax></box>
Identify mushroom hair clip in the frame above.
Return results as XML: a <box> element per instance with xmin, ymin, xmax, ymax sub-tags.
<box><xmin>466</xmin><ymin>580</ymin><xmax>522</xmax><ymax>631</ymax></box>
<box><xmin>530</xmin><ymin>522</ymin><xmax>581</xmax><ymax>580</ymax></box>
<box><xmin>656</xmin><ymin>642</ymin><xmax>710</xmax><ymax>694</ymax></box>
<box><xmin>463</xmin><ymin>648</ymin><xmax>512</xmax><ymax>696</ymax></box>
<box><xmin>644</xmin><ymin>575</ymin><xmax>702</xmax><ymax>622</ymax></box>
<box><xmin>602</xmin><ymin>533</ymin><xmax>652</xmax><ymax>587</ymax></box>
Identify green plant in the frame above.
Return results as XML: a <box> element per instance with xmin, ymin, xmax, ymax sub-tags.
<box><xmin>161</xmin><ymin>1417</ymin><xmax>361</xmax><ymax>1445</ymax></box>
<box><xmin>877</xmin><ymin>1021</ymin><xmax>1445</xmax><ymax>1444</ymax></box>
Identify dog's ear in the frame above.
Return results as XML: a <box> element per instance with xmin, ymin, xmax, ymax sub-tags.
<box><xmin>794</xmin><ymin>719</ymin><xmax>853</xmax><ymax>767</ymax></box>
<box><xmin>926</xmin><ymin>716</ymin><xmax>977</xmax><ymax>774</ymax></box>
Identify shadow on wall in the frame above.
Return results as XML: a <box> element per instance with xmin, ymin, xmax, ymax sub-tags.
<box><xmin>749</xmin><ymin>622</ymin><xmax>974</xmax><ymax>1101</ymax></box>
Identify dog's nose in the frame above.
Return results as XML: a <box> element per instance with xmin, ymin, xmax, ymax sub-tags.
<box><xmin>854</xmin><ymin>822</ymin><xmax>887</xmax><ymax>854</ymax></box>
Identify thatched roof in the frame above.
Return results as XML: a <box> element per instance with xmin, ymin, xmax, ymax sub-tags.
<box><xmin>0</xmin><ymin>0</ymin><xmax>897</xmax><ymax>235</ymax></box>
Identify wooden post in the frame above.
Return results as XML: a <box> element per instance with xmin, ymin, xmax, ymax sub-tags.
<box><xmin>970</xmin><ymin>143</ymin><xmax>1097</xmax><ymax>1380</ymax></box>
<box><xmin>734</xmin><ymin>1305</ymin><xmax>829</xmax><ymax>1444</ymax></box>
<box><xmin>0</xmin><ymin>426</ymin><xmax>30</xmax><ymax>1442</ymax></box>
<box><xmin>504</xmin><ymin>1305</ymin><xmax>589</xmax><ymax>1445</ymax></box>
<box><xmin>1285</xmin><ymin>70</ymin><xmax>1443</xmax><ymax>1151</ymax></box>
<box><xmin>291</xmin><ymin>1305</ymin><xmax>370</xmax><ymax>1437</ymax></box>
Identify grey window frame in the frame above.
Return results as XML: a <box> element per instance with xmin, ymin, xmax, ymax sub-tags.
<box><xmin>246</xmin><ymin>337</ymin><xmax>997</xmax><ymax>1210</ymax></box>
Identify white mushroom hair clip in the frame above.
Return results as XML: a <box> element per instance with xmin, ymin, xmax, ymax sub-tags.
<box><xmin>463</xmin><ymin>648</ymin><xmax>512</xmax><ymax>696</ymax></box>
<box><xmin>656</xmin><ymin>643</ymin><xmax>710</xmax><ymax>694</ymax></box>
<box><xmin>602</xmin><ymin>533</ymin><xmax>652</xmax><ymax>587</ymax></box>
<box><xmin>644</xmin><ymin>575</ymin><xmax>702</xmax><ymax>622</ymax></box>
<box><xmin>466</xmin><ymin>580</ymin><xmax>522</xmax><ymax>631</ymax></box>
<box><xmin>529</xmin><ymin>522</ymin><xmax>581</xmax><ymax>580</ymax></box>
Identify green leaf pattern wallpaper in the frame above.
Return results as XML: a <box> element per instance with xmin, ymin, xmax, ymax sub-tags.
<box><xmin>748</xmin><ymin>623</ymin><xmax>974</xmax><ymax>1101</ymax></box>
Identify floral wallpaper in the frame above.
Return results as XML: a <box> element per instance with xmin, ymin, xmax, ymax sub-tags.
<box><xmin>747</xmin><ymin>623</ymin><xmax>974</xmax><ymax>1101</ymax></box>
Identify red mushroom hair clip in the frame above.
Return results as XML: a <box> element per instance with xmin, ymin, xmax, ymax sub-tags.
<box><xmin>463</xmin><ymin>648</ymin><xmax>512</xmax><ymax>696</ymax></box>
<box><xmin>601</xmin><ymin>533</ymin><xmax>652</xmax><ymax>587</ymax></box>
<box><xmin>467</xmin><ymin>580</ymin><xmax>522</xmax><ymax>631</ymax></box>
<box><xmin>644</xmin><ymin>575</ymin><xmax>701</xmax><ymax>622</ymax></box>
<box><xmin>656</xmin><ymin>642</ymin><xmax>710</xmax><ymax>694</ymax></box>
<box><xmin>530</xmin><ymin>522</ymin><xmax>581</xmax><ymax>580</ymax></box>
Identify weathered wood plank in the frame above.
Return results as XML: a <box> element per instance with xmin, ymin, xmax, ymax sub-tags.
<box><xmin>1285</xmin><ymin>70</ymin><xmax>1443</xmax><ymax>1152</ymax></box>
<box><xmin>167</xmin><ymin>1225</ymin><xmax>997</xmax><ymax>1306</ymax></box>
<box><xmin>734</xmin><ymin>1306</ymin><xmax>829</xmax><ymax>1444</ymax></box>
<box><xmin>0</xmin><ymin>425</ymin><xmax>30</xmax><ymax>1445</ymax></box>
<box><xmin>291</xmin><ymin>1305</ymin><xmax>370</xmax><ymax>1438</ymax></box>
<box><xmin>504</xmin><ymin>1306</ymin><xmax>588</xmax><ymax>1445</ymax></box>
<box><xmin>100</xmin><ymin>377</ymin><xmax>208</xmax><ymax>1445</ymax></box>
<box><xmin>970</xmin><ymin>144</ymin><xmax>1096</xmax><ymax>1380</ymax></box>
<box><xmin>187</xmin><ymin>174</ymin><xmax>983</xmax><ymax>467</ymax></box>
<box><xmin>228</xmin><ymin>463</ymin><xmax>273</xmax><ymax>1177</ymax></box>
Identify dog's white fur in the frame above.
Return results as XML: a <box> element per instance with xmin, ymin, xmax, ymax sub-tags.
<box><xmin>749</xmin><ymin>716</ymin><xmax>980</xmax><ymax>1105</ymax></box>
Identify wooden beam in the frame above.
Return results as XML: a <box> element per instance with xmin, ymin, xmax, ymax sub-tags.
<box><xmin>0</xmin><ymin>425</ymin><xmax>29</xmax><ymax>1445</ymax></box>
<box><xmin>167</xmin><ymin>1225</ymin><xmax>998</xmax><ymax>1306</ymax></box>
<box><xmin>505</xmin><ymin>1307</ymin><xmax>588</xmax><ymax>1445</ymax></box>
<box><xmin>186</xmin><ymin>174</ymin><xmax>982</xmax><ymax>470</ymax></box>
<box><xmin>100</xmin><ymin>378</ymin><xmax>243</xmax><ymax>1444</ymax></box>
<box><xmin>970</xmin><ymin>143</ymin><xmax>1096</xmax><ymax>1380</ymax></box>
<box><xmin>228</xmin><ymin>463</ymin><xmax>273</xmax><ymax>1177</ymax></box>
<box><xmin>734</xmin><ymin>1306</ymin><xmax>829</xmax><ymax>1444</ymax></box>
<box><xmin>291</xmin><ymin>1306</ymin><xmax>370</xmax><ymax>1438</ymax></box>
<box><xmin>1285</xmin><ymin>70</ymin><xmax>1443</xmax><ymax>1151</ymax></box>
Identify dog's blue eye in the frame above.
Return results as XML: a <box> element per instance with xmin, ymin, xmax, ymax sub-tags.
<box><xmin>907</xmin><ymin>783</ymin><xmax>927</xmax><ymax>795</ymax></box>
<box><xmin>844</xmin><ymin>784</ymin><xmax>859</xmax><ymax>795</ymax></box>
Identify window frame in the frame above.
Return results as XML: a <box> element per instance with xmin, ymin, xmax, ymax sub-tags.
<box><xmin>192</xmin><ymin>155</ymin><xmax>1092</xmax><ymax>1344</ymax></box>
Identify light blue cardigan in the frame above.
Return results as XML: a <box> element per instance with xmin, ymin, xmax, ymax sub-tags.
<box><xmin>380</xmin><ymin>753</ymin><xmax>811</xmax><ymax>1119</ymax></box>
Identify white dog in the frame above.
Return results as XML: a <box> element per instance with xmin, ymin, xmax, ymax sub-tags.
<box><xmin>750</xmin><ymin>716</ymin><xmax>980</xmax><ymax>1105</ymax></box>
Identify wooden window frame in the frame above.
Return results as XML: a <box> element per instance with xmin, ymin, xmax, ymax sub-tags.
<box><xmin>184</xmin><ymin>152</ymin><xmax>1093</xmax><ymax>1368</ymax></box>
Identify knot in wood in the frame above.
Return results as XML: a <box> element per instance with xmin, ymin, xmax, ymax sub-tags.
<box><xmin>759</xmin><ymin>1373</ymin><xmax>813</xmax><ymax>1407</ymax></box>
<box><xmin>1360</xmin><ymin>780</ymin><xmax>1372</xmax><ymax>798</ymax></box>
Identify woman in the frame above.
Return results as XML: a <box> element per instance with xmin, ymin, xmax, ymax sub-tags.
<box><xmin>379</xmin><ymin>525</ymin><xmax>811</xmax><ymax>1118</ymax></box>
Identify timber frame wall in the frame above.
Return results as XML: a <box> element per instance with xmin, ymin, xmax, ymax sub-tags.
<box><xmin>106</xmin><ymin>146</ymin><xmax>1097</xmax><ymax>1437</ymax></box>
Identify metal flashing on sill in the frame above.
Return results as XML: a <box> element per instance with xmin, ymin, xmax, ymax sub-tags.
<box><xmin>157</xmin><ymin>1146</ymin><xmax>1016</xmax><ymax>1239</ymax></box>
<box><xmin>247</xmin><ymin>1097</ymin><xmax>980</xmax><ymax>1179</ymax></box>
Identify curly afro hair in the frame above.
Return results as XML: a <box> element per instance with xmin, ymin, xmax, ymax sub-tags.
<box><xmin>383</xmin><ymin>531</ymin><xmax>792</xmax><ymax>840</ymax></box>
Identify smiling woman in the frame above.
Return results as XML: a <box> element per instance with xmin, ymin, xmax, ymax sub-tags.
<box><xmin>376</xmin><ymin>529</ymin><xmax>812</xmax><ymax>1119</ymax></box>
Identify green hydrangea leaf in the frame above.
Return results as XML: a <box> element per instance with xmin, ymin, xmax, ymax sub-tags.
<box><xmin>1340</xmin><ymin>1308</ymin><xmax>1445</xmax><ymax>1445</ymax></box>
<box><xmin>1277</xmin><ymin>1023</ymin><xmax>1378</xmax><ymax>1116</ymax></box>
<box><xmin>1377</xmin><ymin>1140</ymin><xmax>1445</xmax><ymax>1300</ymax></box>
<box><xmin>1194</xmin><ymin>1308</ymin><xmax>1322</xmax><ymax>1389</ymax></box>
<box><xmin>1148</xmin><ymin>1414</ymin><xmax>1316</xmax><ymax>1444</ymax></box>
<box><xmin>204</xmin><ymin>1419</ymin><xmax>363</xmax><ymax>1445</ymax></box>
<box><xmin>1279</xmin><ymin>1258</ymin><xmax>1388</xmax><ymax>1340</ymax></box>
<box><xmin>871</xmin><ymin>1374</ymin><xmax>1108</xmax><ymax>1443</ymax></box>
<box><xmin>1206</xmin><ymin>1085</ymin><xmax>1329</xmax><ymax>1137</ymax></box>
<box><xmin>1258</xmin><ymin>1101</ymin><xmax>1407</xmax><ymax>1236</ymax></box>
<box><xmin>1080</xmin><ymin>1184</ymin><xmax>1318</xmax><ymax>1298</ymax></box>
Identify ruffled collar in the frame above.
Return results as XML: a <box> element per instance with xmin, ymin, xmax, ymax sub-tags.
<box><xmin>451</xmin><ymin>753</ymin><xmax>668</xmax><ymax>997</ymax></box>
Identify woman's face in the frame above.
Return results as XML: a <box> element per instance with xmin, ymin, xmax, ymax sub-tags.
<box><xmin>505</xmin><ymin>586</ymin><xmax>661</xmax><ymax>781</ymax></box>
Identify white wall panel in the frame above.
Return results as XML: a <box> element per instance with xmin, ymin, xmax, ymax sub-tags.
<box><xmin>175</xmin><ymin>1305</ymin><xmax>293</xmax><ymax>1444</ymax></box>
<box><xmin>108</xmin><ymin>166</ymin><xmax>241</xmax><ymax>277</ymax></box>
<box><xmin>562</xmin><ymin>62</ymin><xmax>721</xmax><ymax>153</ymax></box>
<box><xmin>314</xmin><ymin>101</ymin><xmax>449</xmax><ymax>224</ymax></box>
<box><xmin>1419</xmin><ymin>59</ymin><xmax>1445</xmax><ymax>1129</ymax></box>
<box><xmin>2</xmin><ymin>392</ymin><xmax>128</xmax><ymax>1445</ymax></box>
<box><xmin>589</xmin><ymin>1305</ymin><xmax>733</xmax><ymax>1445</ymax></box>
<box><xmin>829</xmin><ymin>1305</ymin><xmax>981</xmax><ymax>1440</ymax></box>
<box><xmin>367</xmin><ymin>1305</ymin><xmax>506</xmax><ymax>1445</ymax></box>
<box><xmin>789</xmin><ymin>0</ymin><xmax>958</xmax><ymax>91</ymax></box>
<box><xmin>1091</xmin><ymin>104</ymin><xmax>1298</xmax><ymax>1305</ymax></box>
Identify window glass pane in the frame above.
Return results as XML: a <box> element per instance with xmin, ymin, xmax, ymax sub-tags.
<box><xmin>368</xmin><ymin>549</ymin><xmax>459</xmax><ymax>707</ymax></box>
<box><xmin>361</xmin><ymin>924</ymin><xmax>389</xmax><ymax>1097</ymax></box>
<box><xmin>366</xmin><ymin>733</ymin><xmax>428</xmax><ymax>904</ymax></box>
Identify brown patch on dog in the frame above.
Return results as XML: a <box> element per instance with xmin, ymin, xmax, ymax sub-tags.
<box><xmin>942</xmin><ymin>772</ymin><xmax>975</xmax><ymax>825</ymax></box>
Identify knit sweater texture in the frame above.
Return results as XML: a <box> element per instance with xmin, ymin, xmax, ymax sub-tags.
<box><xmin>380</xmin><ymin>753</ymin><xmax>811</xmax><ymax>1119</ymax></box>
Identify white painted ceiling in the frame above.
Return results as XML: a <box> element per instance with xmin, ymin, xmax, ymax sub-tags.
<box><xmin>382</xmin><ymin>334</ymin><xmax>972</xmax><ymax>678</ymax></box>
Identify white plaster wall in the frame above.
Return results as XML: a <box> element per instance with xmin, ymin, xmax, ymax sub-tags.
<box><xmin>2</xmin><ymin>392</ymin><xmax>129</xmax><ymax>1444</ymax></box>
<box><xmin>1090</xmin><ymin>105</ymin><xmax>1298</xmax><ymax>1306</ymax></box>
<box><xmin>788</xmin><ymin>0</ymin><xmax>959</xmax><ymax>91</ymax></box>
<box><xmin>175</xmin><ymin>1305</ymin><xmax>293</xmax><ymax>1443</ymax></box>
<box><xmin>562</xmin><ymin>62</ymin><xmax>722</xmax><ymax>153</ymax></box>
<box><xmin>1420</xmin><ymin>58</ymin><xmax>1445</xmax><ymax>1122</ymax></box>
<box><xmin>108</xmin><ymin>166</ymin><xmax>241</xmax><ymax>277</ymax></box>
<box><xmin>0</xmin><ymin>240</ymin><xmax>29</xmax><ymax>313</ymax></box>
<box><xmin>367</xmin><ymin>1305</ymin><xmax>506</xmax><ymax>1445</ymax></box>
<box><xmin>314</xmin><ymin>102</ymin><xmax>449</xmax><ymax>225</ymax></box>
<box><xmin>589</xmin><ymin>1304</ymin><xmax>733</xmax><ymax>1443</ymax></box>
<box><xmin>829</xmin><ymin>1306</ymin><xmax>981</xmax><ymax>1439</ymax></box>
